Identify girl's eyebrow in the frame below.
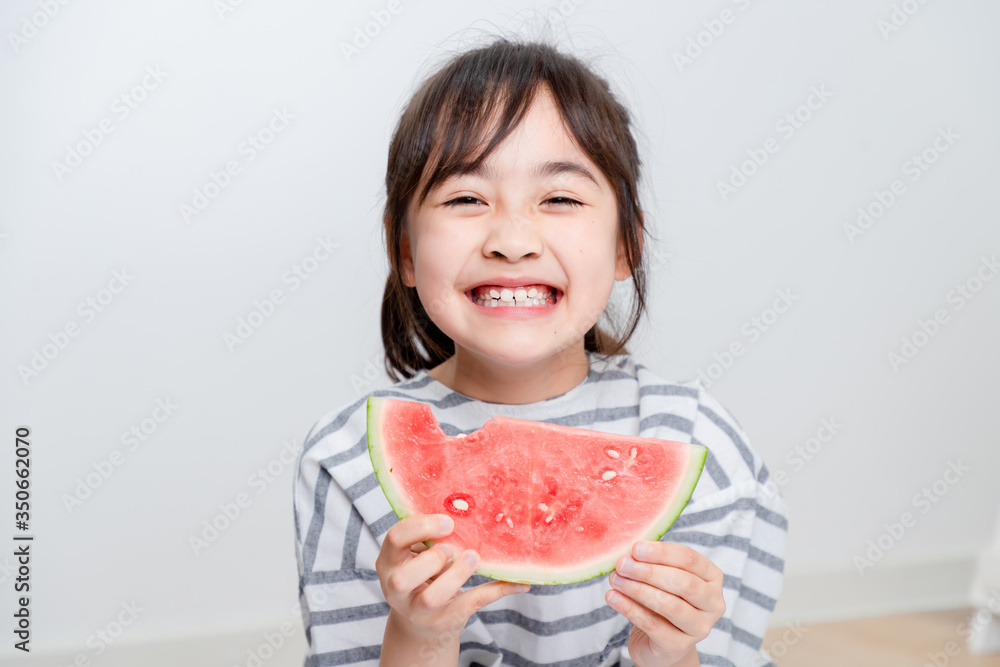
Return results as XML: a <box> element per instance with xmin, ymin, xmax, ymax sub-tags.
<box><xmin>450</xmin><ymin>160</ymin><xmax>601</xmax><ymax>188</ymax></box>
<box><xmin>534</xmin><ymin>160</ymin><xmax>601</xmax><ymax>187</ymax></box>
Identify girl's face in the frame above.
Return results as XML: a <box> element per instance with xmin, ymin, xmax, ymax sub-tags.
<box><xmin>400</xmin><ymin>87</ymin><xmax>631</xmax><ymax>379</ymax></box>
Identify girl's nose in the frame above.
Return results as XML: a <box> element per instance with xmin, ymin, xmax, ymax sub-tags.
<box><xmin>483</xmin><ymin>210</ymin><xmax>542</xmax><ymax>261</ymax></box>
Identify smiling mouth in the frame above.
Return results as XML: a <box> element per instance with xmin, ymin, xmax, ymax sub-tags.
<box><xmin>469</xmin><ymin>285</ymin><xmax>558</xmax><ymax>307</ymax></box>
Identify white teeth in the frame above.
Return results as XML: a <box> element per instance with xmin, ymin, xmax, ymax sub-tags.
<box><xmin>472</xmin><ymin>286</ymin><xmax>556</xmax><ymax>308</ymax></box>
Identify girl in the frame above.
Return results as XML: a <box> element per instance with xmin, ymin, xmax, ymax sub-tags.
<box><xmin>294</xmin><ymin>37</ymin><xmax>787</xmax><ymax>667</ymax></box>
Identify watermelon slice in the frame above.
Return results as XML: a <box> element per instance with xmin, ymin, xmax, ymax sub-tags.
<box><xmin>366</xmin><ymin>396</ymin><xmax>707</xmax><ymax>585</ymax></box>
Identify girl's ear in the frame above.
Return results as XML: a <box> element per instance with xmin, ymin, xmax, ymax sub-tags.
<box><xmin>614</xmin><ymin>233</ymin><xmax>638</xmax><ymax>281</ymax></box>
<box><xmin>400</xmin><ymin>231</ymin><xmax>416</xmax><ymax>287</ymax></box>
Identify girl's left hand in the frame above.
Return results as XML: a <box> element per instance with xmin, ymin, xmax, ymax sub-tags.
<box><xmin>605</xmin><ymin>541</ymin><xmax>725</xmax><ymax>667</ymax></box>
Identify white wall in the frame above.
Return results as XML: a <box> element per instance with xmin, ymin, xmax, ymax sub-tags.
<box><xmin>2</xmin><ymin>0</ymin><xmax>998</xmax><ymax>661</ymax></box>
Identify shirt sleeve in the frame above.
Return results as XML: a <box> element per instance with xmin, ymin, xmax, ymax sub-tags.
<box><xmin>625</xmin><ymin>389</ymin><xmax>788</xmax><ymax>667</ymax></box>
<box><xmin>294</xmin><ymin>404</ymin><xmax>390</xmax><ymax>666</ymax></box>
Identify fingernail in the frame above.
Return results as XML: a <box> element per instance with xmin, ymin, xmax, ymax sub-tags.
<box><xmin>463</xmin><ymin>550</ymin><xmax>479</xmax><ymax>566</ymax></box>
<box><xmin>619</xmin><ymin>557</ymin><xmax>636</xmax><ymax>575</ymax></box>
<box><xmin>514</xmin><ymin>584</ymin><xmax>530</xmax><ymax>593</ymax></box>
<box><xmin>634</xmin><ymin>542</ymin><xmax>649</xmax><ymax>559</ymax></box>
<box><xmin>436</xmin><ymin>543</ymin><xmax>454</xmax><ymax>559</ymax></box>
<box><xmin>439</xmin><ymin>515</ymin><xmax>454</xmax><ymax>533</ymax></box>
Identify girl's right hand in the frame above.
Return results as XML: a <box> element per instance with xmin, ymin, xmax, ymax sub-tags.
<box><xmin>375</xmin><ymin>514</ymin><xmax>530</xmax><ymax>642</ymax></box>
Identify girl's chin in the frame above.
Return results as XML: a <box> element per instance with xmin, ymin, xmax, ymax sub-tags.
<box><xmin>452</xmin><ymin>342</ymin><xmax>586</xmax><ymax>368</ymax></box>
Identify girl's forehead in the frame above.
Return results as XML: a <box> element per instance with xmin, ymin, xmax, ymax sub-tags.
<box><xmin>418</xmin><ymin>90</ymin><xmax>597</xmax><ymax>188</ymax></box>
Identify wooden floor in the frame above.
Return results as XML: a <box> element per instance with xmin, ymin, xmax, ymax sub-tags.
<box><xmin>762</xmin><ymin>608</ymin><xmax>1000</xmax><ymax>666</ymax></box>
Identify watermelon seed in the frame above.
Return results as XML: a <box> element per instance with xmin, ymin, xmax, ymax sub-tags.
<box><xmin>538</xmin><ymin>503</ymin><xmax>548</xmax><ymax>511</ymax></box>
<box><xmin>545</xmin><ymin>515</ymin><xmax>554</xmax><ymax>524</ymax></box>
<box><xmin>606</xmin><ymin>449</ymin><xmax>620</xmax><ymax>459</ymax></box>
<box><xmin>444</xmin><ymin>493</ymin><xmax>475</xmax><ymax>515</ymax></box>
<box><xmin>457</xmin><ymin>433</ymin><xmax>467</xmax><ymax>438</ymax></box>
<box><xmin>630</xmin><ymin>448</ymin><xmax>637</xmax><ymax>459</ymax></box>
<box><xmin>506</xmin><ymin>517</ymin><xmax>514</xmax><ymax>528</ymax></box>
<box><xmin>602</xmin><ymin>470</ymin><xmax>617</xmax><ymax>481</ymax></box>
<box><xmin>495</xmin><ymin>512</ymin><xmax>504</xmax><ymax>522</ymax></box>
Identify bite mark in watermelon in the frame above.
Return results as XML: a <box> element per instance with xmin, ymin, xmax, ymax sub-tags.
<box><xmin>367</xmin><ymin>396</ymin><xmax>707</xmax><ymax>585</ymax></box>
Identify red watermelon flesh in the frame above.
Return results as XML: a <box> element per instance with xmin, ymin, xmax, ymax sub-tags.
<box><xmin>367</xmin><ymin>396</ymin><xmax>706</xmax><ymax>585</ymax></box>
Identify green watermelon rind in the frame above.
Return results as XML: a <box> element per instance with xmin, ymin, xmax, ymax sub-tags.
<box><xmin>367</xmin><ymin>395</ymin><xmax>708</xmax><ymax>586</ymax></box>
<box><xmin>367</xmin><ymin>396</ymin><xmax>414</xmax><ymax>523</ymax></box>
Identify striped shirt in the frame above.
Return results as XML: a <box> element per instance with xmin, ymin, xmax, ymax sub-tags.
<box><xmin>294</xmin><ymin>351</ymin><xmax>787</xmax><ymax>666</ymax></box>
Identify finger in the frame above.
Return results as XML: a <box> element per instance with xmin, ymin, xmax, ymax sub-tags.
<box><xmin>457</xmin><ymin>579</ymin><xmax>531</xmax><ymax>616</ymax></box>
<box><xmin>606</xmin><ymin>588</ymin><xmax>688</xmax><ymax>653</ymax></box>
<box><xmin>631</xmin><ymin>542</ymin><xmax>721</xmax><ymax>582</ymax></box>
<box><xmin>380</xmin><ymin>515</ymin><xmax>454</xmax><ymax>569</ymax></box>
<box><xmin>383</xmin><ymin>543</ymin><xmax>456</xmax><ymax>600</ymax></box>
<box><xmin>614</xmin><ymin>555</ymin><xmax>719</xmax><ymax>614</ymax></box>
<box><xmin>413</xmin><ymin>549</ymin><xmax>483</xmax><ymax>609</ymax></box>
<box><xmin>609</xmin><ymin>571</ymin><xmax>707</xmax><ymax>636</ymax></box>
<box><xmin>410</xmin><ymin>546</ymin><xmax>462</xmax><ymax>592</ymax></box>
<box><xmin>410</xmin><ymin>556</ymin><xmax>467</xmax><ymax>600</ymax></box>
<box><xmin>405</xmin><ymin>579</ymin><xmax>530</xmax><ymax>642</ymax></box>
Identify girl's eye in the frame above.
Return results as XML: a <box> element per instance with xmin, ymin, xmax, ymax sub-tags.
<box><xmin>443</xmin><ymin>196</ymin><xmax>485</xmax><ymax>207</ymax></box>
<box><xmin>545</xmin><ymin>197</ymin><xmax>583</xmax><ymax>207</ymax></box>
<box><xmin>442</xmin><ymin>196</ymin><xmax>583</xmax><ymax>207</ymax></box>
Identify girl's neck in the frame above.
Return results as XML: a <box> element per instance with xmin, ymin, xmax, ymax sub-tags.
<box><xmin>426</xmin><ymin>346</ymin><xmax>591</xmax><ymax>405</ymax></box>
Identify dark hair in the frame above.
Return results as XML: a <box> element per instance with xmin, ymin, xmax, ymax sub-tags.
<box><xmin>380</xmin><ymin>36</ymin><xmax>649</xmax><ymax>381</ymax></box>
